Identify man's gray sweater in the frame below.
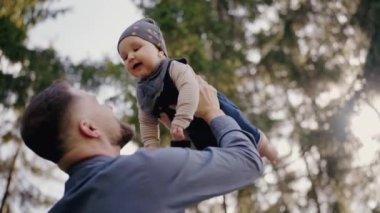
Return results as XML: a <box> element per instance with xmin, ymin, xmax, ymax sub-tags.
<box><xmin>49</xmin><ymin>116</ymin><xmax>264</xmax><ymax>213</ymax></box>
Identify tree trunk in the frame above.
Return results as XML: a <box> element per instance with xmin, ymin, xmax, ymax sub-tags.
<box><xmin>0</xmin><ymin>145</ymin><xmax>20</xmax><ymax>213</ymax></box>
<box><xmin>237</xmin><ymin>185</ymin><xmax>255</xmax><ymax>213</ymax></box>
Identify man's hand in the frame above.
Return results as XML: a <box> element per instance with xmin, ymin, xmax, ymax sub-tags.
<box><xmin>194</xmin><ymin>76</ymin><xmax>224</xmax><ymax>123</ymax></box>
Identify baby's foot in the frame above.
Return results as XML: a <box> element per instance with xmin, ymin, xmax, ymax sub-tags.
<box><xmin>259</xmin><ymin>140</ymin><xmax>279</xmax><ymax>165</ymax></box>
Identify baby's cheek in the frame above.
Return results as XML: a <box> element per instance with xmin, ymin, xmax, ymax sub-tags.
<box><xmin>123</xmin><ymin>64</ymin><xmax>130</xmax><ymax>72</ymax></box>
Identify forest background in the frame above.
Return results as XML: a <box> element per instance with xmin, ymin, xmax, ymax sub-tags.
<box><xmin>0</xmin><ymin>0</ymin><xmax>379</xmax><ymax>212</ymax></box>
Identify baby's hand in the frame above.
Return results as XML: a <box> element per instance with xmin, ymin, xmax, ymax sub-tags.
<box><xmin>159</xmin><ymin>112</ymin><xmax>172</xmax><ymax>129</ymax></box>
<box><xmin>170</xmin><ymin>125</ymin><xmax>186</xmax><ymax>141</ymax></box>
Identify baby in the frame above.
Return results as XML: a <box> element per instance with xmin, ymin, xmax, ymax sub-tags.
<box><xmin>117</xmin><ymin>18</ymin><xmax>278</xmax><ymax>164</ymax></box>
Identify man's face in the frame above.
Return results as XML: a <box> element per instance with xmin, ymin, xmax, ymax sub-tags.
<box><xmin>118</xmin><ymin>121</ymin><xmax>134</xmax><ymax>148</ymax></box>
<box><xmin>69</xmin><ymin>87</ymin><xmax>134</xmax><ymax>148</ymax></box>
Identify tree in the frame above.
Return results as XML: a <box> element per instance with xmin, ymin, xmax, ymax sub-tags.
<box><xmin>1</xmin><ymin>0</ymin><xmax>379</xmax><ymax>212</ymax></box>
<box><xmin>133</xmin><ymin>0</ymin><xmax>380</xmax><ymax>212</ymax></box>
<box><xmin>0</xmin><ymin>0</ymin><xmax>68</xmax><ymax>211</ymax></box>
<box><xmin>0</xmin><ymin>1</ymin><xmax>134</xmax><ymax>212</ymax></box>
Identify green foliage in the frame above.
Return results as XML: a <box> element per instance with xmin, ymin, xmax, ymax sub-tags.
<box><xmin>0</xmin><ymin>17</ymin><xmax>27</xmax><ymax>62</ymax></box>
<box><xmin>0</xmin><ymin>0</ymin><xmax>379</xmax><ymax>212</ymax></box>
<box><xmin>354</xmin><ymin>0</ymin><xmax>380</xmax><ymax>92</ymax></box>
<box><xmin>136</xmin><ymin>0</ymin><xmax>269</xmax><ymax>97</ymax></box>
<box><xmin>135</xmin><ymin>0</ymin><xmax>380</xmax><ymax>212</ymax></box>
<box><xmin>0</xmin><ymin>0</ymin><xmax>68</xmax><ymax>109</ymax></box>
<box><xmin>0</xmin><ymin>0</ymin><xmax>93</xmax><ymax>212</ymax></box>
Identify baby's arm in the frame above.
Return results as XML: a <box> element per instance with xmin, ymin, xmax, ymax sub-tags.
<box><xmin>168</xmin><ymin>61</ymin><xmax>200</xmax><ymax>140</ymax></box>
<box><xmin>139</xmin><ymin>109</ymin><xmax>160</xmax><ymax>148</ymax></box>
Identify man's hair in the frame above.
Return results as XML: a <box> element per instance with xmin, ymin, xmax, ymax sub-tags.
<box><xmin>20</xmin><ymin>80</ymin><xmax>74</xmax><ymax>163</ymax></box>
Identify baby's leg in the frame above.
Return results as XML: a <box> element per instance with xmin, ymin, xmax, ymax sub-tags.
<box><xmin>186</xmin><ymin>117</ymin><xmax>218</xmax><ymax>150</ymax></box>
<box><xmin>217</xmin><ymin>92</ymin><xmax>278</xmax><ymax>165</ymax></box>
<box><xmin>258</xmin><ymin>131</ymin><xmax>278</xmax><ymax>165</ymax></box>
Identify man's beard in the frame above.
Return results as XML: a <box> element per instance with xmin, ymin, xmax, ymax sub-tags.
<box><xmin>117</xmin><ymin>121</ymin><xmax>134</xmax><ymax>148</ymax></box>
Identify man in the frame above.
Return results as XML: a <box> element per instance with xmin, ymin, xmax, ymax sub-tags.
<box><xmin>20</xmin><ymin>78</ymin><xmax>264</xmax><ymax>213</ymax></box>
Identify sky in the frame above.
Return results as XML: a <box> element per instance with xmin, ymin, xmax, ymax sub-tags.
<box><xmin>26</xmin><ymin>0</ymin><xmax>380</xmax><ymax>164</ymax></box>
<box><xmin>24</xmin><ymin>2</ymin><xmax>144</xmax><ymax>208</ymax></box>
<box><xmin>27</xmin><ymin>0</ymin><xmax>144</xmax><ymax>155</ymax></box>
<box><xmin>28</xmin><ymin>0</ymin><xmax>143</xmax><ymax>63</ymax></box>
<box><xmin>21</xmin><ymin>1</ymin><xmax>380</xmax><ymax>212</ymax></box>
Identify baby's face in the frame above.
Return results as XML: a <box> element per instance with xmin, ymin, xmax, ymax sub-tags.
<box><xmin>118</xmin><ymin>36</ymin><xmax>165</xmax><ymax>79</ymax></box>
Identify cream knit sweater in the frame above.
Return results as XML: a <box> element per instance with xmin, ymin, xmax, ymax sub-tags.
<box><xmin>138</xmin><ymin>60</ymin><xmax>199</xmax><ymax>147</ymax></box>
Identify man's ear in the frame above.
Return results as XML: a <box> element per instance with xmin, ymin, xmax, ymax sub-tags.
<box><xmin>79</xmin><ymin>119</ymin><xmax>100</xmax><ymax>138</ymax></box>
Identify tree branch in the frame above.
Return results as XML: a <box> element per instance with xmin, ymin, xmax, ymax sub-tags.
<box><xmin>0</xmin><ymin>144</ymin><xmax>21</xmax><ymax>213</ymax></box>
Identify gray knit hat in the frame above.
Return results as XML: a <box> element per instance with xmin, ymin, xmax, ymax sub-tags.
<box><xmin>117</xmin><ymin>18</ymin><xmax>168</xmax><ymax>57</ymax></box>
